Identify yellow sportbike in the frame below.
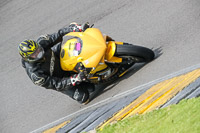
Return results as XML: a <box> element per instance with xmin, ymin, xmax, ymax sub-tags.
<box><xmin>60</xmin><ymin>27</ymin><xmax>155</xmax><ymax>84</ymax></box>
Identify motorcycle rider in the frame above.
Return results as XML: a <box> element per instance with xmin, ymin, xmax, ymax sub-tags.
<box><xmin>18</xmin><ymin>22</ymin><xmax>94</xmax><ymax>104</ymax></box>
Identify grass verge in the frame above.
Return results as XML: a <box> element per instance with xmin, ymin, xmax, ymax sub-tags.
<box><xmin>97</xmin><ymin>97</ymin><xmax>200</xmax><ymax>133</ymax></box>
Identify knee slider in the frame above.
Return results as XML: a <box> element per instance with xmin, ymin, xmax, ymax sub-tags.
<box><xmin>73</xmin><ymin>86</ymin><xmax>89</xmax><ymax>104</ymax></box>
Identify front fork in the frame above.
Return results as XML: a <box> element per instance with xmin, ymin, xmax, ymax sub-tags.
<box><xmin>87</xmin><ymin>41</ymin><xmax>127</xmax><ymax>84</ymax></box>
<box><xmin>74</xmin><ymin>41</ymin><xmax>127</xmax><ymax>84</ymax></box>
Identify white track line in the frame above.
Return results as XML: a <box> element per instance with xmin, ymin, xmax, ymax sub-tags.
<box><xmin>31</xmin><ymin>63</ymin><xmax>200</xmax><ymax>133</ymax></box>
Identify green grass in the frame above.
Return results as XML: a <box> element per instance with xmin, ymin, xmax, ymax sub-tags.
<box><xmin>97</xmin><ymin>97</ymin><xmax>200</xmax><ymax>133</ymax></box>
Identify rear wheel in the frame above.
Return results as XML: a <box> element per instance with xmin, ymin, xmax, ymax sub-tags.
<box><xmin>115</xmin><ymin>43</ymin><xmax>155</xmax><ymax>63</ymax></box>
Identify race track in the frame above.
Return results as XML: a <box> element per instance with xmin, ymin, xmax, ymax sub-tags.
<box><xmin>1</xmin><ymin>0</ymin><xmax>200</xmax><ymax>132</ymax></box>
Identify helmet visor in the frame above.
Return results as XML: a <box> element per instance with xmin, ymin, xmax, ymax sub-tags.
<box><xmin>28</xmin><ymin>45</ymin><xmax>44</xmax><ymax>62</ymax></box>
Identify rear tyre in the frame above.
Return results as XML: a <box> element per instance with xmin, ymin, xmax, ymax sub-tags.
<box><xmin>115</xmin><ymin>43</ymin><xmax>155</xmax><ymax>62</ymax></box>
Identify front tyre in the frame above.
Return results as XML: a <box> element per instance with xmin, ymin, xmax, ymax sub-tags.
<box><xmin>115</xmin><ymin>43</ymin><xmax>155</xmax><ymax>63</ymax></box>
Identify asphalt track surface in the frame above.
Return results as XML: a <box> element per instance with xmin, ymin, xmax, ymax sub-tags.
<box><xmin>1</xmin><ymin>0</ymin><xmax>200</xmax><ymax>133</ymax></box>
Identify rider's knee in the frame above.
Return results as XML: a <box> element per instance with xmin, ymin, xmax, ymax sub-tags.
<box><xmin>60</xmin><ymin>84</ymin><xmax>91</xmax><ymax>104</ymax></box>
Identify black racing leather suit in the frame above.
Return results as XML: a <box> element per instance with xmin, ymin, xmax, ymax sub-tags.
<box><xmin>21</xmin><ymin>26</ymin><xmax>91</xmax><ymax>103</ymax></box>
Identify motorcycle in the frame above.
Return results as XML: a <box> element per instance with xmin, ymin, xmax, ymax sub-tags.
<box><xmin>60</xmin><ymin>24</ymin><xmax>155</xmax><ymax>84</ymax></box>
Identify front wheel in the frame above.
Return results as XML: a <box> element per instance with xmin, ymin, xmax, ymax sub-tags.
<box><xmin>115</xmin><ymin>43</ymin><xmax>155</xmax><ymax>63</ymax></box>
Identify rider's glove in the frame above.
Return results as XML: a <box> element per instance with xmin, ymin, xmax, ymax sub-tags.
<box><xmin>59</xmin><ymin>22</ymin><xmax>90</xmax><ymax>36</ymax></box>
<box><xmin>69</xmin><ymin>22</ymin><xmax>83</xmax><ymax>32</ymax></box>
<box><xmin>69</xmin><ymin>22</ymin><xmax>90</xmax><ymax>32</ymax></box>
<box><xmin>59</xmin><ymin>22</ymin><xmax>82</xmax><ymax>36</ymax></box>
<box><xmin>70</xmin><ymin>72</ymin><xmax>86</xmax><ymax>86</ymax></box>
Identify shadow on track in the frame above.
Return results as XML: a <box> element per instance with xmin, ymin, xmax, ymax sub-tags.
<box><xmin>89</xmin><ymin>46</ymin><xmax>163</xmax><ymax>102</ymax></box>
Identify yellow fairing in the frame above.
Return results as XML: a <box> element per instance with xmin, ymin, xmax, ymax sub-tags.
<box><xmin>60</xmin><ymin>28</ymin><xmax>107</xmax><ymax>71</ymax></box>
<box><xmin>105</xmin><ymin>41</ymin><xmax>122</xmax><ymax>63</ymax></box>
